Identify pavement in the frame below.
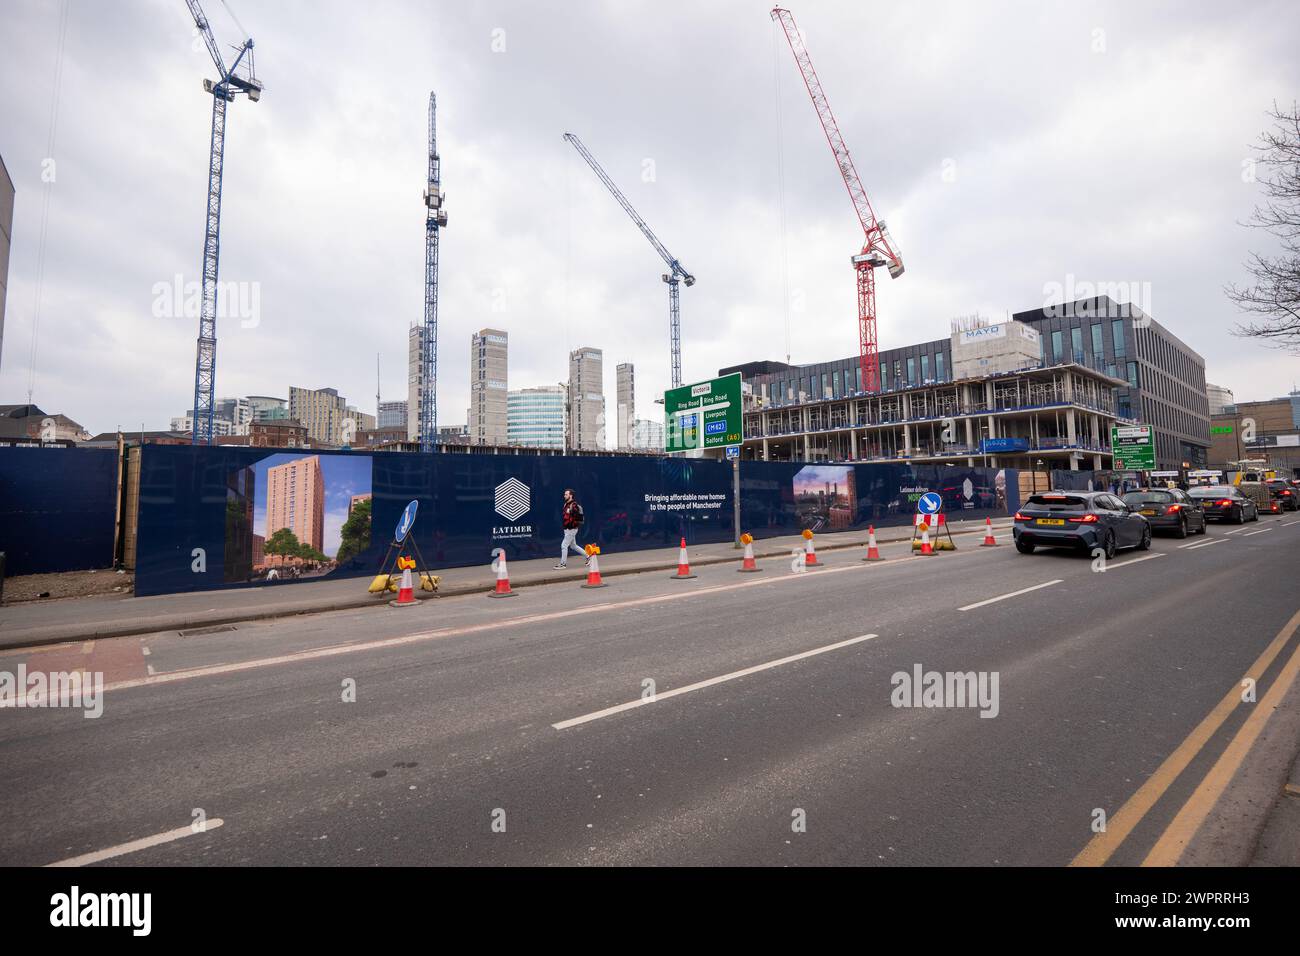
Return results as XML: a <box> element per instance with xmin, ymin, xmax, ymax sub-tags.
<box><xmin>1</xmin><ymin>511</ymin><xmax>1298</xmax><ymax>866</ymax></box>
<box><xmin>0</xmin><ymin>517</ymin><xmax>1009</xmax><ymax>650</ymax></box>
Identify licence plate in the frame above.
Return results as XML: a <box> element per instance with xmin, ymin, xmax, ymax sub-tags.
<box><xmin>1036</xmin><ymin>518</ymin><xmax>1066</xmax><ymax>526</ymax></box>
<box><xmin>1140</xmin><ymin>509</ymin><xmax>1156</xmax><ymax>516</ymax></box>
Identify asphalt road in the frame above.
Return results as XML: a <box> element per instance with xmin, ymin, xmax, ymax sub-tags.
<box><xmin>2</xmin><ymin>514</ymin><xmax>1299</xmax><ymax>866</ymax></box>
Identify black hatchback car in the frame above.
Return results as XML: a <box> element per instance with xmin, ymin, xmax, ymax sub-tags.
<box><xmin>1013</xmin><ymin>491</ymin><xmax>1151</xmax><ymax>558</ymax></box>
<box><xmin>1265</xmin><ymin>478</ymin><xmax>1299</xmax><ymax>511</ymax></box>
<box><xmin>1121</xmin><ymin>488</ymin><xmax>1208</xmax><ymax>538</ymax></box>
<box><xmin>1186</xmin><ymin>485</ymin><xmax>1259</xmax><ymax>524</ymax></box>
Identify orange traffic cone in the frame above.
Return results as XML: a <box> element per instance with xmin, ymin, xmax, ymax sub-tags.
<box><xmin>980</xmin><ymin>517</ymin><xmax>998</xmax><ymax>547</ymax></box>
<box><xmin>863</xmin><ymin>525</ymin><xmax>883</xmax><ymax>561</ymax></box>
<box><xmin>582</xmin><ymin>553</ymin><xmax>608</xmax><ymax>589</ymax></box>
<box><xmin>488</xmin><ymin>550</ymin><xmax>516</xmax><ymax>598</ymax></box>
<box><xmin>671</xmin><ymin>537</ymin><xmax>697</xmax><ymax>580</ymax></box>
<box><xmin>918</xmin><ymin>522</ymin><xmax>935</xmax><ymax>556</ymax></box>
<box><xmin>803</xmin><ymin>532</ymin><xmax>821</xmax><ymax>568</ymax></box>
<box><xmin>738</xmin><ymin>535</ymin><xmax>761</xmax><ymax>573</ymax></box>
<box><xmin>390</xmin><ymin>562</ymin><xmax>419</xmax><ymax>606</ymax></box>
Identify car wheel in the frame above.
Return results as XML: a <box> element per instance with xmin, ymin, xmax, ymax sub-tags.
<box><xmin>1015</xmin><ymin>540</ymin><xmax>1035</xmax><ymax>554</ymax></box>
<box><xmin>1251</xmin><ymin>508</ymin><xmax>1260</xmax><ymax>522</ymax></box>
<box><xmin>1103</xmin><ymin>531</ymin><xmax>1117</xmax><ymax>560</ymax></box>
<box><xmin>1232</xmin><ymin>507</ymin><xmax>1244</xmax><ymax>525</ymax></box>
<box><xmin>1174</xmin><ymin>516</ymin><xmax>1188</xmax><ymax>539</ymax></box>
<box><xmin>1138</xmin><ymin>525</ymin><xmax>1152</xmax><ymax>550</ymax></box>
<box><xmin>1197</xmin><ymin>516</ymin><xmax>1208</xmax><ymax>534</ymax></box>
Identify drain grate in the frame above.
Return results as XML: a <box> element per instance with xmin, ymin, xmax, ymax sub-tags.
<box><xmin>177</xmin><ymin>624</ymin><xmax>239</xmax><ymax>638</ymax></box>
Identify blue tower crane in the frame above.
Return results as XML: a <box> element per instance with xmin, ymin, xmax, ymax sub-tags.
<box><xmin>182</xmin><ymin>0</ymin><xmax>262</xmax><ymax>445</ymax></box>
<box><xmin>563</xmin><ymin>133</ymin><xmax>694</xmax><ymax>389</ymax></box>
<box><xmin>420</xmin><ymin>93</ymin><xmax>448</xmax><ymax>452</ymax></box>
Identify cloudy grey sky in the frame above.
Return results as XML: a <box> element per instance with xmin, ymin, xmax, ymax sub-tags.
<box><xmin>1</xmin><ymin>0</ymin><xmax>1297</xmax><ymax>438</ymax></box>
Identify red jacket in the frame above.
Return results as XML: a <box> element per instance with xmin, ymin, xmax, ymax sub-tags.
<box><xmin>562</xmin><ymin>500</ymin><xmax>582</xmax><ymax>530</ymax></box>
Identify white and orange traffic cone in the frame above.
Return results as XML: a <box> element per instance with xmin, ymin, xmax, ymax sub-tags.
<box><xmin>803</xmin><ymin>532</ymin><xmax>821</xmax><ymax>568</ymax></box>
<box><xmin>918</xmin><ymin>522</ymin><xmax>935</xmax><ymax>556</ymax></box>
<box><xmin>863</xmin><ymin>525</ymin><xmax>883</xmax><ymax>561</ymax></box>
<box><xmin>488</xmin><ymin>549</ymin><xmax>516</xmax><ymax>598</ymax></box>
<box><xmin>582</xmin><ymin>552</ymin><xmax>608</xmax><ymax>589</ymax></box>
<box><xmin>738</xmin><ymin>534</ymin><xmax>761</xmax><ymax>572</ymax></box>
<box><xmin>671</xmin><ymin>537</ymin><xmax>697</xmax><ymax>580</ymax></box>
<box><xmin>390</xmin><ymin>561</ymin><xmax>419</xmax><ymax>606</ymax></box>
<box><xmin>980</xmin><ymin>517</ymin><xmax>998</xmax><ymax>547</ymax></box>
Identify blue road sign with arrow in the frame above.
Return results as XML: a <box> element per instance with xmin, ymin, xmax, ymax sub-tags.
<box><xmin>395</xmin><ymin>500</ymin><xmax>419</xmax><ymax>543</ymax></box>
<box><xmin>918</xmin><ymin>492</ymin><xmax>943</xmax><ymax>515</ymax></box>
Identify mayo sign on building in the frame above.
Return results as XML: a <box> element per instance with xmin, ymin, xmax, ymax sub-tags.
<box><xmin>664</xmin><ymin>373</ymin><xmax>743</xmax><ymax>454</ymax></box>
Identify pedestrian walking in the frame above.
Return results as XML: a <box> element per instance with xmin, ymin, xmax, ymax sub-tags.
<box><xmin>554</xmin><ymin>488</ymin><xmax>589</xmax><ymax>569</ymax></box>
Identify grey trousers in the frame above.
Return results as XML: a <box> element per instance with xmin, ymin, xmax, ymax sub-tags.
<box><xmin>560</xmin><ymin>528</ymin><xmax>585</xmax><ymax>564</ymax></box>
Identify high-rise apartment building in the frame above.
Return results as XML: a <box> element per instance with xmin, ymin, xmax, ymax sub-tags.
<box><xmin>568</xmin><ymin>347</ymin><xmax>605</xmax><ymax>451</ymax></box>
<box><xmin>631</xmin><ymin>418</ymin><xmax>665</xmax><ymax>451</ymax></box>
<box><xmin>507</xmin><ymin>386</ymin><xmax>565</xmax><ymax>449</ymax></box>
<box><xmin>265</xmin><ymin>455</ymin><xmax>325</xmax><ymax>555</ymax></box>
<box><xmin>378</xmin><ymin>400</ymin><xmax>407</xmax><ymax>430</ymax></box>
<box><xmin>616</xmin><ymin>363</ymin><xmax>635</xmax><ymax>450</ymax></box>
<box><xmin>289</xmin><ymin>386</ymin><xmax>350</xmax><ymax>445</ymax></box>
<box><xmin>343</xmin><ymin>406</ymin><xmax>375</xmax><ymax>444</ymax></box>
<box><xmin>247</xmin><ymin>396</ymin><xmax>288</xmax><ymax>422</ymax></box>
<box><xmin>469</xmin><ymin>328</ymin><xmax>509</xmax><ymax>445</ymax></box>
<box><xmin>407</xmin><ymin>324</ymin><xmax>425</xmax><ymax>441</ymax></box>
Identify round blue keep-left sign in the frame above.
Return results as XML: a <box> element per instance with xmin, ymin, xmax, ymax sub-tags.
<box><xmin>395</xmin><ymin>500</ymin><xmax>419</xmax><ymax>543</ymax></box>
<box><xmin>918</xmin><ymin>492</ymin><xmax>943</xmax><ymax>515</ymax></box>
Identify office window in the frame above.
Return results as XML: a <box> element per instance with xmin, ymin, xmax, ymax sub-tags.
<box><xmin>1112</xmin><ymin>319</ymin><xmax>1126</xmax><ymax>357</ymax></box>
<box><xmin>921</xmin><ymin>354</ymin><xmax>930</xmax><ymax>381</ymax></box>
<box><xmin>1127</xmin><ymin>362</ymin><xmax>1139</xmax><ymax>388</ymax></box>
<box><xmin>880</xmin><ymin>363</ymin><xmax>888</xmax><ymax>390</ymax></box>
<box><xmin>856</xmin><ymin>365</ymin><xmax>863</xmax><ymax>391</ymax></box>
<box><xmin>832</xmin><ymin>370</ymin><xmax>841</xmax><ymax>397</ymax></box>
<box><xmin>1091</xmin><ymin>323</ymin><xmax>1104</xmax><ymax>357</ymax></box>
<box><xmin>906</xmin><ymin>357</ymin><xmax>916</xmax><ymax>385</ymax></box>
<box><xmin>1071</xmin><ymin>327</ymin><xmax>1083</xmax><ymax>362</ymax></box>
<box><xmin>936</xmin><ymin>352</ymin><xmax>945</xmax><ymax>380</ymax></box>
<box><xmin>822</xmin><ymin>372</ymin><xmax>830</xmax><ymax>397</ymax></box>
<box><xmin>1052</xmin><ymin>330</ymin><xmax>1063</xmax><ymax>363</ymax></box>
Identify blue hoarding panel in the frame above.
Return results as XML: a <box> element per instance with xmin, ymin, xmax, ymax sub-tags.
<box><xmin>132</xmin><ymin>444</ymin><xmax>1015</xmax><ymax>596</ymax></box>
<box><xmin>0</xmin><ymin>446</ymin><xmax>119</xmax><ymax>576</ymax></box>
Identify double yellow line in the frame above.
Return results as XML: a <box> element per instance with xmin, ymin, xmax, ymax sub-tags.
<box><xmin>1072</xmin><ymin>607</ymin><xmax>1300</xmax><ymax>866</ymax></box>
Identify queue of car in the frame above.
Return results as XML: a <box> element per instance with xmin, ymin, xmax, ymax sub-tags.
<box><xmin>1011</xmin><ymin>481</ymin><xmax>1284</xmax><ymax>558</ymax></box>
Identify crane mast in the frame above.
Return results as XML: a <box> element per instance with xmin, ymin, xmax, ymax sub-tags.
<box><xmin>563</xmin><ymin>132</ymin><xmax>694</xmax><ymax>389</ymax></box>
<box><xmin>420</xmin><ymin>93</ymin><xmax>448</xmax><ymax>452</ymax></box>
<box><xmin>771</xmin><ymin>6</ymin><xmax>902</xmax><ymax>394</ymax></box>
<box><xmin>182</xmin><ymin>0</ymin><xmax>261</xmax><ymax>445</ymax></box>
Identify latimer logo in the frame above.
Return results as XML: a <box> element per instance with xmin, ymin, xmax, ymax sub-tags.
<box><xmin>494</xmin><ymin>478</ymin><xmax>530</xmax><ymax>522</ymax></box>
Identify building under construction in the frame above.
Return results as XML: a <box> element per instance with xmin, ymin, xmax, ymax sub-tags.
<box><xmin>728</xmin><ymin>315</ymin><xmax>1129</xmax><ymax>471</ymax></box>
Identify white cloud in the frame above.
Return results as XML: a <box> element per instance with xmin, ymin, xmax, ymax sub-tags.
<box><xmin>1</xmin><ymin>0</ymin><xmax>1297</xmax><ymax>439</ymax></box>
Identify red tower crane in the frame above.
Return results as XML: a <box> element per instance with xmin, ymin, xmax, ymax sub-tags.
<box><xmin>771</xmin><ymin>6</ymin><xmax>903</xmax><ymax>393</ymax></box>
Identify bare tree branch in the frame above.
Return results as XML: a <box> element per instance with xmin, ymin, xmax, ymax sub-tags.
<box><xmin>1229</xmin><ymin>102</ymin><xmax>1300</xmax><ymax>353</ymax></box>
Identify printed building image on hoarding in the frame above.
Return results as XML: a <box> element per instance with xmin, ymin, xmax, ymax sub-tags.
<box><xmin>794</xmin><ymin>465</ymin><xmax>858</xmax><ymax>531</ymax></box>
<box><xmin>223</xmin><ymin>452</ymin><xmax>373</xmax><ymax>583</ymax></box>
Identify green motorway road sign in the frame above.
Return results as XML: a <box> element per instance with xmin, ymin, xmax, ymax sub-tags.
<box><xmin>1111</xmin><ymin>424</ymin><xmax>1156</xmax><ymax>470</ymax></box>
<box><xmin>664</xmin><ymin>373</ymin><xmax>743</xmax><ymax>453</ymax></box>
